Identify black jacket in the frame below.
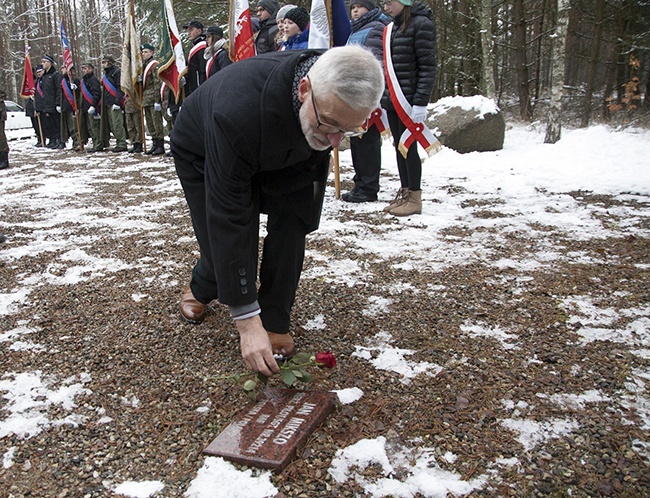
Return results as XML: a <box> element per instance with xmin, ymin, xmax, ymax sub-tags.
<box><xmin>171</xmin><ymin>50</ymin><xmax>330</xmax><ymax>306</ymax></box>
<box><xmin>207</xmin><ymin>47</ymin><xmax>232</xmax><ymax>79</ymax></box>
<box><xmin>102</xmin><ymin>65</ymin><xmax>124</xmax><ymax>108</ymax></box>
<box><xmin>40</xmin><ymin>66</ymin><xmax>62</xmax><ymax>113</ymax></box>
<box><xmin>185</xmin><ymin>35</ymin><xmax>207</xmax><ymax>95</ymax></box>
<box><xmin>60</xmin><ymin>75</ymin><xmax>81</xmax><ymax>113</ymax></box>
<box><xmin>255</xmin><ymin>16</ymin><xmax>279</xmax><ymax>54</ymax></box>
<box><xmin>80</xmin><ymin>72</ymin><xmax>101</xmax><ymax>112</ymax></box>
<box><xmin>381</xmin><ymin>3</ymin><xmax>437</xmax><ymax>110</ymax></box>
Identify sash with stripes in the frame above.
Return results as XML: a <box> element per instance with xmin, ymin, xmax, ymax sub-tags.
<box><xmin>61</xmin><ymin>78</ymin><xmax>77</xmax><ymax>112</ymax></box>
<box><xmin>143</xmin><ymin>59</ymin><xmax>158</xmax><ymax>90</ymax></box>
<box><xmin>102</xmin><ymin>74</ymin><xmax>119</xmax><ymax>98</ymax></box>
<box><xmin>188</xmin><ymin>41</ymin><xmax>207</xmax><ymax>63</ymax></box>
<box><xmin>36</xmin><ymin>80</ymin><xmax>44</xmax><ymax>98</ymax></box>
<box><xmin>205</xmin><ymin>56</ymin><xmax>215</xmax><ymax>79</ymax></box>
<box><xmin>365</xmin><ymin>107</ymin><xmax>390</xmax><ymax>135</ymax></box>
<box><xmin>383</xmin><ymin>23</ymin><xmax>441</xmax><ymax>158</ymax></box>
<box><xmin>81</xmin><ymin>80</ymin><xmax>98</xmax><ymax>115</ymax></box>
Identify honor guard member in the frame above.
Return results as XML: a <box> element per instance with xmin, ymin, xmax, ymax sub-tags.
<box><xmin>100</xmin><ymin>54</ymin><xmax>128</xmax><ymax>152</ymax></box>
<box><xmin>140</xmin><ymin>43</ymin><xmax>165</xmax><ymax>155</ymax></box>
<box><xmin>182</xmin><ymin>20</ymin><xmax>207</xmax><ymax>96</ymax></box>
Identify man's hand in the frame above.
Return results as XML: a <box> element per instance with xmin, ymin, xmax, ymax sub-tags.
<box><xmin>235</xmin><ymin>316</ymin><xmax>280</xmax><ymax>377</ymax></box>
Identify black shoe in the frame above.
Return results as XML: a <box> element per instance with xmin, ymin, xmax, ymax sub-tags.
<box><xmin>89</xmin><ymin>147</ymin><xmax>104</xmax><ymax>153</ymax></box>
<box><xmin>0</xmin><ymin>234</ymin><xmax>6</xmax><ymax>243</ymax></box>
<box><xmin>341</xmin><ymin>190</ymin><xmax>377</xmax><ymax>203</ymax></box>
<box><xmin>165</xmin><ymin>151</ymin><xmax>173</xmax><ymax>158</ymax></box>
<box><xmin>35</xmin><ymin>141</ymin><xmax>43</xmax><ymax>147</ymax></box>
<box><xmin>0</xmin><ymin>151</ymin><xmax>8</xmax><ymax>170</ymax></box>
<box><xmin>111</xmin><ymin>146</ymin><xmax>128</xmax><ymax>153</ymax></box>
<box><xmin>56</xmin><ymin>141</ymin><xmax>66</xmax><ymax>150</ymax></box>
<box><xmin>128</xmin><ymin>143</ymin><xmax>143</xmax><ymax>153</ymax></box>
<box><xmin>150</xmin><ymin>142</ymin><xmax>165</xmax><ymax>155</ymax></box>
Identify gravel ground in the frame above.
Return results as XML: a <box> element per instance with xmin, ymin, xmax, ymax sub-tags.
<box><xmin>1</xmin><ymin>137</ymin><xmax>649</xmax><ymax>497</ymax></box>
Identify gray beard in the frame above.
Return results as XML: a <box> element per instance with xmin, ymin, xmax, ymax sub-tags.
<box><xmin>299</xmin><ymin>105</ymin><xmax>330</xmax><ymax>151</ymax></box>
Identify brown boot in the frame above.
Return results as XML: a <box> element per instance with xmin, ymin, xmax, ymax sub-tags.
<box><xmin>268</xmin><ymin>332</ymin><xmax>295</xmax><ymax>360</ymax></box>
<box><xmin>389</xmin><ymin>190</ymin><xmax>422</xmax><ymax>216</ymax></box>
<box><xmin>383</xmin><ymin>187</ymin><xmax>408</xmax><ymax>213</ymax></box>
<box><xmin>179</xmin><ymin>285</ymin><xmax>207</xmax><ymax>324</ymax></box>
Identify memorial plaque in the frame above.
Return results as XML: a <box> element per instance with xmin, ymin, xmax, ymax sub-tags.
<box><xmin>204</xmin><ymin>388</ymin><xmax>337</xmax><ymax>472</ymax></box>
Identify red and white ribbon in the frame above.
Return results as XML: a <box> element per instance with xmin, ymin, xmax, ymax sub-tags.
<box><xmin>383</xmin><ymin>23</ymin><xmax>441</xmax><ymax>158</ymax></box>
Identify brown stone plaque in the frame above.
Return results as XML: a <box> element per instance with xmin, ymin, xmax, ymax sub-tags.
<box><xmin>203</xmin><ymin>388</ymin><xmax>337</xmax><ymax>472</ymax></box>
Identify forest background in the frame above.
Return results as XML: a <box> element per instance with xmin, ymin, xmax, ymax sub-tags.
<box><xmin>0</xmin><ymin>0</ymin><xmax>649</xmax><ymax>129</ymax></box>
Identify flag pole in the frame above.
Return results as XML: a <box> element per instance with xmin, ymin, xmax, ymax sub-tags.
<box><xmin>37</xmin><ymin>114</ymin><xmax>45</xmax><ymax>147</ymax></box>
<box><xmin>139</xmin><ymin>84</ymin><xmax>147</xmax><ymax>153</ymax></box>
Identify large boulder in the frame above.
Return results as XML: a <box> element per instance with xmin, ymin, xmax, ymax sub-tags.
<box><xmin>427</xmin><ymin>95</ymin><xmax>505</xmax><ymax>153</ymax></box>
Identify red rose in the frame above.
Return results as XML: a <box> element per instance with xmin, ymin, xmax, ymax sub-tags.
<box><xmin>315</xmin><ymin>351</ymin><xmax>336</xmax><ymax>369</ymax></box>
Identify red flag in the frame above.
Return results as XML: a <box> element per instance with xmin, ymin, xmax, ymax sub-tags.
<box><xmin>20</xmin><ymin>46</ymin><xmax>35</xmax><ymax>99</ymax></box>
<box><xmin>158</xmin><ymin>0</ymin><xmax>187</xmax><ymax>103</ymax></box>
<box><xmin>229</xmin><ymin>0</ymin><xmax>256</xmax><ymax>62</ymax></box>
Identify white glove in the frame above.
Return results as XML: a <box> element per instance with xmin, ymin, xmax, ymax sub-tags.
<box><xmin>180</xmin><ymin>77</ymin><xmax>186</xmax><ymax>86</ymax></box>
<box><xmin>70</xmin><ymin>83</ymin><xmax>78</xmax><ymax>91</ymax></box>
<box><xmin>56</xmin><ymin>106</ymin><xmax>61</xmax><ymax>113</ymax></box>
<box><xmin>88</xmin><ymin>106</ymin><xmax>96</xmax><ymax>115</ymax></box>
<box><xmin>112</xmin><ymin>104</ymin><xmax>121</xmax><ymax>111</ymax></box>
<box><xmin>166</xmin><ymin>107</ymin><xmax>172</xmax><ymax>117</ymax></box>
<box><xmin>154</xmin><ymin>102</ymin><xmax>162</xmax><ymax>112</ymax></box>
<box><xmin>410</xmin><ymin>105</ymin><xmax>428</xmax><ymax>123</ymax></box>
<box><xmin>137</xmin><ymin>74</ymin><xmax>143</xmax><ymax>82</ymax></box>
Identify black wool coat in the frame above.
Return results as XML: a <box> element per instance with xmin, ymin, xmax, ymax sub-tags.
<box><xmin>171</xmin><ymin>50</ymin><xmax>330</xmax><ymax>307</ymax></box>
<box><xmin>381</xmin><ymin>2</ymin><xmax>437</xmax><ymax>111</ymax></box>
<box><xmin>185</xmin><ymin>35</ymin><xmax>207</xmax><ymax>95</ymax></box>
<box><xmin>102</xmin><ymin>65</ymin><xmax>124</xmax><ymax>108</ymax></box>
<box><xmin>40</xmin><ymin>67</ymin><xmax>62</xmax><ymax>113</ymax></box>
<box><xmin>80</xmin><ymin>72</ymin><xmax>102</xmax><ymax>112</ymax></box>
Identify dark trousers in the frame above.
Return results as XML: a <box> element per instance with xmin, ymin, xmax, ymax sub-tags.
<box><xmin>42</xmin><ymin>112</ymin><xmax>60</xmax><ymax>143</ymax></box>
<box><xmin>175</xmin><ymin>154</ymin><xmax>309</xmax><ymax>333</ymax></box>
<box><xmin>349</xmin><ymin>124</ymin><xmax>382</xmax><ymax>196</ymax></box>
<box><xmin>387</xmin><ymin>109</ymin><xmax>422</xmax><ymax>191</ymax></box>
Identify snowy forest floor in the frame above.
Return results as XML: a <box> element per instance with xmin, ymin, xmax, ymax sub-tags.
<box><xmin>1</xmin><ymin>124</ymin><xmax>649</xmax><ymax>497</ymax></box>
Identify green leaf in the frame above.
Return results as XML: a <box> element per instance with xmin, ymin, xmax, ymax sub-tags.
<box><xmin>298</xmin><ymin>370</ymin><xmax>313</xmax><ymax>383</ymax></box>
<box><xmin>257</xmin><ymin>372</ymin><xmax>269</xmax><ymax>385</ymax></box>
<box><xmin>281</xmin><ymin>369</ymin><xmax>297</xmax><ymax>386</ymax></box>
<box><xmin>234</xmin><ymin>373</ymin><xmax>241</xmax><ymax>382</ymax></box>
<box><xmin>291</xmin><ymin>352</ymin><xmax>312</xmax><ymax>364</ymax></box>
<box><xmin>243</xmin><ymin>379</ymin><xmax>257</xmax><ymax>391</ymax></box>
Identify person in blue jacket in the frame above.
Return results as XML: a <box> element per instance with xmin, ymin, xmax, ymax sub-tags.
<box><xmin>280</xmin><ymin>7</ymin><xmax>310</xmax><ymax>51</ymax></box>
<box><xmin>341</xmin><ymin>0</ymin><xmax>391</xmax><ymax>203</ymax></box>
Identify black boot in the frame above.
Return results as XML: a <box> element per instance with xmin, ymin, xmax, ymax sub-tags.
<box><xmin>0</xmin><ymin>151</ymin><xmax>8</xmax><ymax>170</ymax></box>
<box><xmin>150</xmin><ymin>139</ymin><xmax>165</xmax><ymax>155</ymax></box>
<box><xmin>128</xmin><ymin>143</ymin><xmax>143</xmax><ymax>153</ymax></box>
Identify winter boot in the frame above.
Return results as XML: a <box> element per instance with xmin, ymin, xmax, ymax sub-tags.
<box><xmin>383</xmin><ymin>187</ymin><xmax>409</xmax><ymax>213</ymax></box>
<box><xmin>389</xmin><ymin>190</ymin><xmax>422</xmax><ymax>217</ymax></box>
<box><xmin>128</xmin><ymin>143</ymin><xmax>143</xmax><ymax>153</ymax></box>
<box><xmin>144</xmin><ymin>140</ymin><xmax>155</xmax><ymax>155</ymax></box>
<box><xmin>0</xmin><ymin>151</ymin><xmax>8</xmax><ymax>170</ymax></box>
<box><xmin>150</xmin><ymin>139</ymin><xmax>165</xmax><ymax>155</ymax></box>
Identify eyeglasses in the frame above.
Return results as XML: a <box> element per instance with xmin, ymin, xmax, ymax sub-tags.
<box><xmin>307</xmin><ymin>76</ymin><xmax>366</xmax><ymax>138</ymax></box>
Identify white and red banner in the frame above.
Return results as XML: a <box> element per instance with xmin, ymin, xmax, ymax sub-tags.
<box><xmin>308</xmin><ymin>0</ymin><xmax>351</xmax><ymax>49</ymax></box>
<box><xmin>158</xmin><ymin>0</ymin><xmax>187</xmax><ymax>103</ymax></box>
<box><xmin>229</xmin><ymin>0</ymin><xmax>256</xmax><ymax>61</ymax></box>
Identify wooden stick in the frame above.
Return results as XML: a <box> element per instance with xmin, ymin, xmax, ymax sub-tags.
<box><xmin>333</xmin><ymin>147</ymin><xmax>340</xmax><ymax>199</ymax></box>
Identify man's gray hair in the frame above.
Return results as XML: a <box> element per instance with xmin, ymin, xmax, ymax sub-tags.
<box><xmin>308</xmin><ymin>45</ymin><xmax>385</xmax><ymax>111</ymax></box>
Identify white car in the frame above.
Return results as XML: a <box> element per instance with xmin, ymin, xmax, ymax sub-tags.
<box><xmin>4</xmin><ymin>100</ymin><xmax>33</xmax><ymax>130</ymax></box>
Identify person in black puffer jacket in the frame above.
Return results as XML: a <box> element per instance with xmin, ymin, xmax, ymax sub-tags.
<box><xmin>381</xmin><ymin>0</ymin><xmax>436</xmax><ymax>216</ymax></box>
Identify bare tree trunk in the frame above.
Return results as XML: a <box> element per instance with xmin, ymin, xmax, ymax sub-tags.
<box><xmin>512</xmin><ymin>0</ymin><xmax>532</xmax><ymax>120</ymax></box>
<box><xmin>545</xmin><ymin>0</ymin><xmax>570</xmax><ymax>144</ymax></box>
<box><xmin>479</xmin><ymin>0</ymin><xmax>496</xmax><ymax>98</ymax></box>
<box><xmin>581</xmin><ymin>0</ymin><xmax>605</xmax><ymax>127</ymax></box>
